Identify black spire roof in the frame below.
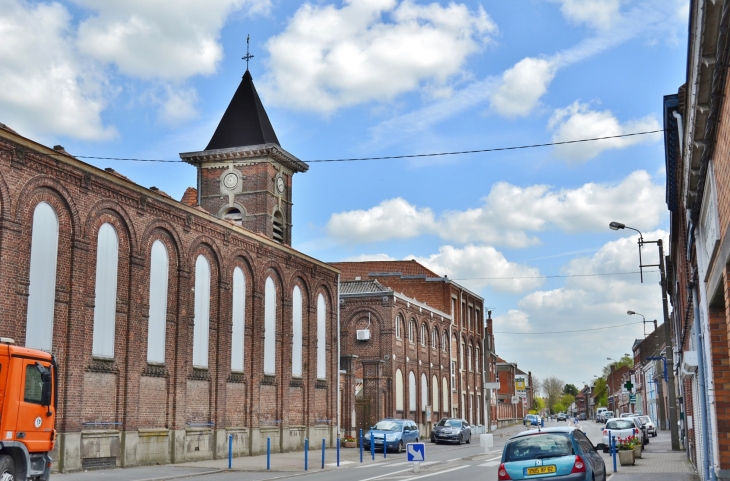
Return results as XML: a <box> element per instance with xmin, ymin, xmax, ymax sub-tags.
<box><xmin>205</xmin><ymin>70</ymin><xmax>280</xmax><ymax>150</ymax></box>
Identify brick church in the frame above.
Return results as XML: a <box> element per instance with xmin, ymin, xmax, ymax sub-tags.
<box><xmin>0</xmin><ymin>68</ymin><xmax>339</xmax><ymax>471</ymax></box>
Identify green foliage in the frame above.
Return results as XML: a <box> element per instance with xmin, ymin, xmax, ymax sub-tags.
<box><xmin>602</xmin><ymin>355</ymin><xmax>634</xmax><ymax>378</ymax></box>
<box><xmin>552</xmin><ymin>402</ymin><xmax>565</xmax><ymax>414</ymax></box>
<box><xmin>561</xmin><ymin>394</ymin><xmax>575</xmax><ymax>409</ymax></box>
<box><xmin>533</xmin><ymin>397</ymin><xmax>546</xmax><ymax>411</ymax></box>
<box><xmin>563</xmin><ymin>384</ymin><xmax>579</xmax><ymax>397</ymax></box>
<box><xmin>593</xmin><ymin>378</ymin><xmax>608</xmax><ymax>408</ymax></box>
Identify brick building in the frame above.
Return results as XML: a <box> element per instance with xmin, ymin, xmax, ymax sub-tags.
<box><xmin>0</xmin><ymin>68</ymin><xmax>339</xmax><ymax>472</ymax></box>
<box><xmin>334</xmin><ymin>261</ymin><xmax>486</xmax><ymax>437</ymax></box>
<box><xmin>495</xmin><ymin>357</ymin><xmax>525</xmax><ymax>425</ymax></box>
<box><xmin>606</xmin><ymin>364</ymin><xmax>630</xmax><ymax>415</ymax></box>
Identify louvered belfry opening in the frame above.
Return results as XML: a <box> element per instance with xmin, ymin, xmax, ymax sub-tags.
<box><xmin>272</xmin><ymin>211</ymin><xmax>284</xmax><ymax>243</ymax></box>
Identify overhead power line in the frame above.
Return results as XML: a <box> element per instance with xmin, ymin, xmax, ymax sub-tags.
<box><xmin>494</xmin><ymin>320</ymin><xmax>643</xmax><ymax>335</ymax></box>
<box><xmin>53</xmin><ymin>129</ymin><xmax>663</xmax><ymax>164</ymax></box>
<box><xmin>450</xmin><ymin>270</ymin><xmax>659</xmax><ymax>281</ymax></box>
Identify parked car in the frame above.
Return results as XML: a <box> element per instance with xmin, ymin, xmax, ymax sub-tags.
<box><xmin>523</xmin><ymin>414</ymin><xmax>540</xmax><ymax>426</ymax></box>
<box><xmin>600</xmin><ymin>411</ymin><xmax>614</xmax><ymax>423</ymax></box>
<box><xmin>636</xmin><ymin>415</ymin><xmax>657</xmax><ymax>437</ymax></box>
<box><xmin>601</xmin><ymin>418</ymin><xmax>643</xmax><ymax>453</ymax></box>
<box><xmin>620</xmin><ymin>413</ymin><xmax>635</xmax><ymax>418</ymax></box>
<box><xmin>596</xmin><ymin>407</ymin><xmax>607</xmax><ymax>422</ymax></box>
<box><xmin>363</xmin><ymin>419</ymin><xmax>419</xmax><ymax>453</ymax></box>
<box><xmin>578</xmin><ymin>413</ymin><xmax>586</xmax><ymax>420</ymax></box>
<box><xmin>557</xmin><ymin>412</ymin><xmax>567</xmax><ymax>422</ymax></box>
<box><xmin>431</xmin><ymin>418</ymin><xmax>471</xmax><ymax>444</ymax></box>
<box><xmin>498</xmin><ymin>427</ymin><xmax>607</xmax><ymax>481</ymax></box>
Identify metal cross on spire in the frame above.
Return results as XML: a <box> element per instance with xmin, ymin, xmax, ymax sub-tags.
<box><xmin>242</xmin><ymin>34</ymin><xmax>254</xmax><ymax>71</ymax></box>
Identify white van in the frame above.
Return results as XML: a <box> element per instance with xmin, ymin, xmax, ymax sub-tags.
<box><xmin>596</xmin><ymin>408</ymin><xmax>607</xmax><ymax>422</ymax></box>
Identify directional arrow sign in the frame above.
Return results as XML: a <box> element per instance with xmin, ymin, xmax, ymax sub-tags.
<box><xmin>407</xmin><ymin>443</ymin><xmax>425</xmax><ymax>462</ymax></box>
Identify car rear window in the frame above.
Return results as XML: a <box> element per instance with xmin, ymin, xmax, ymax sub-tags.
<box><xmin>372</xmin><ymin>421</ymin><xmax>402</xmax><ymax>431</ymax></box>
<box><xmin>504</xmin><ymin>433</ymin><xmax>573</xmax><ymax>462</ymax></box>
<box><xmin>606</xmin><ymin>420</ymin><xmax>635</xmax><ymax>430</ymax></box>
<box><xmin>639</xmin><ymin>416</ymin><xmax>651</xmax><ymax>424</ymax></box>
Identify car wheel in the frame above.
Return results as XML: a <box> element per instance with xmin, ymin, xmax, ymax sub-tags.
<box><xmin>458</xmin><ymin>434</ymin><xmax>463</xmax><ymax>445</ymax></box>
<box><xmin>466</xmin><ymin>434</ymin><xmax>471</xmax><ymax>444</ymax></box>
<box><xmin>397</xmin><ymin>441</ymin><xmax>404</xmax><ymax>454</ymax></box>
<box><xmin>430</xmin><ymin>435</ymin><xmax>435</xmax><ymax>443</ymax></box>
<box><xmin>0</xmin><ymin>454</ymin><xmax>16</xmax><ymax>481</ymax></box>
<box><xmin>603</xmin><ymin>447</ymin><xmax>609</xmax><ymax>453</ymax></box>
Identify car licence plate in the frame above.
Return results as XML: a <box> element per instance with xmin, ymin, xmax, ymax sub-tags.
<box><xmin>375</xmin><ymin>439</ymin><xmax>383</xmax><ymax>444</ymax></box>
<box><xmin>526</xmin><ymin>465</ymin><xmax>557</xmax><ymax>475</ymax></box>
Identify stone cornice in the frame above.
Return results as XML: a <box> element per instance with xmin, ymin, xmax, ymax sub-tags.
<box><xmin>179</xmin><ymin>143</ymin><xmax>308</xmax><ymax>173</ymax></box>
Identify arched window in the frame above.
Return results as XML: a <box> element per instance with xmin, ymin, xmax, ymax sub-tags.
<box><xmin>460</xmin><ymin>339</ymin><xmax>465</xmax><ymax>368</ymax></box>
<box><xmin>317</xmin><ymin>293</ymin><xmax>327</xmax><ymax>379</ymax></box>
<box><xmin>147</xmin><ymin>240</ymin><xmax>169</xmax><ymax>364</ymax></box>
<box><xmin>442</xmin><ymin>332</ymin><xmax>448</xmax><ymax>352</ymax></box>
<box><xmin>292</xmin><ymin>286</ymin><xmax>303</xmax><ymax>377</ymax></box>
<box><xmin>475</xmin><ymin>348</ymin><xmax>480</xmax><ymax>373</ymax></box>
<box><xmin>431</xmin><ymin>328</ymin><xmax>438</xmax><ymax>349</ymax></box>
<box><xmin>432</xmin><ymin>374</ymin><xmax>439</xmax><ymax>412</ymax></box>
<box><xmin>272</xmin><ymin>211</ymin><xmax>284</xmax><ymax>243</ymax></box>
<box><xmin>93</xmin><ymin>223</ymin><xmax>119</xmax><ymax>358</ymax></box>
<box><xmin>468</xmin><ymin>345</ymin><xmax>472</xmax><ymax>372</ymax></box>
<box><xmin>26</xmin><ymin>202</ymin><xmax>59</xmax><ymax>351</ymax></box>
<box><xmin>223</xmin><ymin>207</ymin><xmax>242</xmax><ymax>225</ymax></box>
<box><xmin>409</xmin><ymin>319</ymin><xmax>415</xmax><ymax>343</ymax></box>
<box><xmin>395</xmin><ymin>369</ymin><xmax>404</xmax><ymax>411</ymax></box>
<box><xmin>421</xmin><ymin>373</ymin><xmax>428</xmax><ymax>411</ymax></box>
<box><xmin>264</xmin><ymin>277</ymin><xmax>276</xmax><ymax>374</ymax></box>
<box><xmin>396</xmin><ymin>314</ymin><xmax>402</xmax><ymax>339</ymax></box>
<box><xmin>409</xmin><ymin>371</ymin><xmax>417</xmax><ymax>412</ymax></box>
<box><xmin>420</xmin><ymin>323</ymin><xmax>426</xmax><ymax>346</ymax></box>
<box><xmin>442</xmin><ymin>377</ymin><xmax>449</xmax><ymax>414</ymax></box>
<box><xmin>192</xmin><ymin>255</ymin><xmax>210</xmax><ymax>368</ymax></box>
<box><xmin>231</xmin><ymin>267</ymin><xmax>245</xmax><ymax>372</ymax></box>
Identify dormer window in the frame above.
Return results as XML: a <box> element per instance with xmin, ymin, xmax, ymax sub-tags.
<box><xmin>273</xmin><ymin>211</ymin><xmax>284</xmax><ymax>243</ymax></box>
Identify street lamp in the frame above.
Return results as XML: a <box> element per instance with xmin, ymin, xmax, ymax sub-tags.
<box><xmin>609</xmin><ymin>220</ymin><xmax>680</xmax><ymax>450</ymax></box>
<box><xmin>627</xmin><ymin>310</ymin><xmax>657</xmax><ymax>337</ymax></box>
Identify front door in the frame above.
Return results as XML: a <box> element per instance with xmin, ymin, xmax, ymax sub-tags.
<box><xmin>356</xmin><ymin>400</ymin><xmax>372</xmax><ymax>438</ymax></box>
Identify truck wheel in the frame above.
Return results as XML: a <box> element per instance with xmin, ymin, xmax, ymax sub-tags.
<box><xmin>0</xmin><ymin>454</ymin><xmax>16</xmax><ymax>481</ymax></box>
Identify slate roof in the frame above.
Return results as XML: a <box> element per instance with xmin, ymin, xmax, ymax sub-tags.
<box><xmin>340</xmin><ymin>280</ymin><xmax>391</xmax><ymax>295</ymax></box>
<box><xmin>205</xmin><ymin>70</ymin><xmax>280</xmax><ymax>150</ymax></box>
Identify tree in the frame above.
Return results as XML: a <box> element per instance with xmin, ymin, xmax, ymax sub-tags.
<box><xmin>602</xmin><ymin>354</ymin><xmax>633</xmax><ymax>378</ymax></box>
<box><xmin>532</xmin><ymin>377</ymin><xmax>542</xmax><ymax>398</ymax></box>
<box><xmin>563</xmin><ymin>384</ymin><xmax>579</xmax><ymax>397</ymax></box>
<box><xmin>552</xmin><ymin>402</ymin><xmax>565</xmax><ymax>414</ymax></box>
<box><xmin>533</xmin><ymin>397</ymin><xmax>546</xmax><ymax>412</ymax></box>
<box><xmin>561</xmin><ymin>394</ymin><xmax>575</xmax><ymax>411</ymax></box>
<box><xmin>543</xmin><ymin>376</ymin><xmax>565</xmax><ymax>412</ymax></box>
<box><xmin>593</xmin><ymin>378</ymin><xmax>608</xmax><ymax>408</ymax></box>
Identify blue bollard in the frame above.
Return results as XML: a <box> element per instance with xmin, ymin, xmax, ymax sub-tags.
<box><xmin>322</xmin><ymin>439</ymin><xmax>326</xmax><ymax>469</ymax></box>
<box><xmin>359</xmin><ymin>429</ymin><xmax>363</xmax><ymax>463</ymax></box>
<box><xmin>371</xmin><ymin>432</ymin><xmax>374</xmax><ymax>460</ymax></box>
<box><xmin>267</xmin><ymin>437</ymin><xmax>271</xmax><ymax>470</ymax></box>
<box><xmin>541</xmin><ymin>418</ymin><xmax>544</xmax><ymax>428</ymax></box>
<box><xmin>337</xmin><ymin>437</ymin><xmax>340</xmax><ymax>467</ymax></box>
<box><xmin>611</xmin><ymin>434</ymin><xmax>617</xmax><ymax>473</ymax></box>
<box><xmin>305</xmin><ymin>438</ymin><xmax>309</xmax><ymax>471</ymax></box>
<box><xmin>228</xmin><ymin>434</ymin><xmax>233</xmax><ymax>469</ymax></box>
<box><xmin>383</xmin><ymin>434</ymin><xmax>386</xmax><ymax>459</ymax></box>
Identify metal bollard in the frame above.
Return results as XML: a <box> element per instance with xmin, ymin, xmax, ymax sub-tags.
<box><xmin>371</xmin><ymin>433</ymin><xmax>374</xmax><ymax>460</ymax></box>
<box><xmin>228</xmin><ymin>434</ymin><xmax>233</xmax><ymax>469</ymax></box>
<box><xmin>611</xmin><ymin>434</ymin><xmax>617</xmax><ymax>473</ymax></box>
<box><xmin>267</xmin><ymin>437</ymin><xmax>271</xmax><ymax>471</ymax></box>
<box><xmin>359</xmin><ymin>429</ymin><xmax>363</xmax><ymax>463</ymax></box>
<box><xmin>337</xmin><ymin>437</ymin><xmax>340</xmax><ymax>467</ymax></box>
<box><xmin>305</xmin><ymin>438</ymin><xmax>309</xmax><ymax>471</ymax></box>
<box><xmin>321</xmin><ymin>438</ymin><xmax>326</xmax><ymax>469</ymax></box>
<box><xmin>383</xmin><ymin>434</ymin><xmax>386</xmax><ymax>459</ymax></box>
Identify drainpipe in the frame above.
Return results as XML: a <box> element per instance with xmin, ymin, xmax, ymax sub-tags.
<box><xmin>688</xmin><ymin>225</ymin><xmax>715</xmax><ymax>481</ymax></box>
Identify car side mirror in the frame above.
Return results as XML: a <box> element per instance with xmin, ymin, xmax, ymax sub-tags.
<box><xmin>595</xmin><ymin>443</ymin><xmax>606</xmax><ymax>451</ymax></box>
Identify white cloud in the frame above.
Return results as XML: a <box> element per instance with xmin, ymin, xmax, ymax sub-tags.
<box><xmin>409</xmin><ymin>245</ymin><xmax>543</xmax><ymax>293</ymax></box>
<box><xmin>550</xmin><ymin>0</ymin><xmax>622</xmax><ymax>30</ymax></box>
<box><xmin>0</xmin><ymin>0</ymin><xmax>115</xmax><ymax>140</ymax></box>
<box><xmin>325</xmin><ymin>170</ymin><xmax>664</xmax><ymax>247</ymax></box>
<box><xmin>548</xmin><ymin>101</ymin><xmax>662</xmax><ymax>162</ymax></box>
<box><xmin>75</xmin><ymin>0</ymin><xmax>270</xmax><ymax>80</ymax></box>
<box><xmin>261</xmin><ymin>0</ymin><xmax>495</xmax><ymax>114</ymax></box>
<box><xmin>490</xmin><ymin>57</ymin><xmax>557</xmax><ymax>117</ymax></box>
<box><xmin>156</xmin><ymin>86</ymin><xmax>199</xmax><ymax>125</ymax></box>
<box><xmin>340</xmin><ymin>253</ymin><xmax>396</xmax><ymax>262</ymax></box>
<box><xmin>493</xmin><ymin>310</ymin><xmax>532</xmax><ymax>333</ymax></box>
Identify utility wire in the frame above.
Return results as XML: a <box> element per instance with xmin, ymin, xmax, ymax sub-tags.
<box><xmin>450</xmin><ymin>270</ymin><xmax>659</xmax><ymax>281</ymax></box>
<box><xmin>494</xmin><ymin>321</ymin><xmax>643</xmax><ymax>335</ymax></box>
<box><xmin>54</xmin><ymin>129</ymin><xmax>663</xmax><ymax>164</ymax></box>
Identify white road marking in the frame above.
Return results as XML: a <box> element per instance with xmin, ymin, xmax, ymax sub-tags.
<box><xmin>326</xmin><ymin>460</ymin><xmax>355</xmax><ymax>466</ymax></box>
<box><xmin>357</xmin><ymin>467</ymin><xmax>413</xmax><ymax>481</ymax></box>
<box><xmin>407</xmin><ymin>465</ymin><xmax>469</xmax><ymax>479</ymax></box>
<box><xmin>478</xmin><ymin>461</ymin><xmax>500</xmax><ymax>467</ymax></box>
<box><xmin>447</xmin><ymin>458</ymin><xmax>461</xmax><ymax>463</ymax></box>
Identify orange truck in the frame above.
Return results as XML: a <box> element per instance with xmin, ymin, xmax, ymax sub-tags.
<box><xmin>0</xmin><ymin>338</ymin><xmax>56</xmax><ymax>480</ymax></box>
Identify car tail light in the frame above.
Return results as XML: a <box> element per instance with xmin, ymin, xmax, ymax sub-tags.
<box><xmin>571</xmin><ymin>455</ymin><xmax>586</xmax><ymax>473</ymax></box>
<box><xmin>498</xmin><ymin>463</ymin><xmax>513</xmax><ymax>480</ymax></box>
<box><xmin>634</xmin><ymin>428</ymin><xmax>639</xmax><ymax>435</ymax></box>
<box><xmin>602</xmin><ymin>430</ymin><xmax>607</xmax><ymax>436</ymax></box>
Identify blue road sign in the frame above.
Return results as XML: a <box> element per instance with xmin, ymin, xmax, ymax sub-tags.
<box><xmin>406</xmin><ymin>443</ymin><xmax>425</xmax><ymax>462</ymax></box>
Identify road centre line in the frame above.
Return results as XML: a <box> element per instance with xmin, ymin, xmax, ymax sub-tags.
<box><xmin>406</xmin><ymin>465</ymin><xmax>469</xmax><ymax>479</ymax></box>
<box><xmin>358</xmin><ymin>467</ymin><xmax>413</xmax><ymax>481</ymax></box>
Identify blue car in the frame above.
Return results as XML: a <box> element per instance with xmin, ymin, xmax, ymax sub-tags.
<box><xmin>363</xmin><ymin>419</ymin><xmax>420</xmax><ymax>453</ymax></box>
<box><xmin>498</xmin><ymin>427</ymin><xmax>606</xmax><ymax>481</ymax></box>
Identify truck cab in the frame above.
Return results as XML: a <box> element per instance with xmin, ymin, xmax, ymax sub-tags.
<box><xmin>0</xmin><ymin>338</ymin><xmax>56</xmax><ymax>480</ymax></box>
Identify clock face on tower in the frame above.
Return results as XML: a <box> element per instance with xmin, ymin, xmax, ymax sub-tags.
<box><xmin>276</xmin><ymin>176</ymin><xmax>285</xmax><ymax>194</ymax></box>
<box><xmin>223</xmin><ymin>172</ymin><xmax>238</xmax><ymax>189</ymax></box>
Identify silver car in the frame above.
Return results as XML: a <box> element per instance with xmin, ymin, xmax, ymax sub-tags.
<box><xmin>636</xmin><ymin>415</ymin><xmax>657</xmax><ymax>437</ymax></box>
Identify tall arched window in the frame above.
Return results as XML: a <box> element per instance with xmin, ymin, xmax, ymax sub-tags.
<box><xmin>475</xmin><ymin>348</ymin><xmax>480</xmax><ymax>373</ymax></box>
<box><xmin>409</xmin><ymin>371</ymin><xmax>417</xmax><ymax>412</ymax></box>
<box><xmin>395</xmin><ymin>369</ymin><xmax>404</xmax><ymax>411</ymax></box>
<box><xmin>92</xmin><ymin>223</ymin><xmax>119</xmax><ymax>358</ymax></box>
<box><xmin>420</xmin><ymin>323</ymin><xmax>426</xmax><ymax>346</ymax></box>
<box><xmin>460</xmin><ymin>339</ymin><xmax>465</xmax><ymax>368</ymax></box>
<box><xmin>468</xmin><ymin>345</ymin><xmax>472</xmax><ymax>372</ymax></box>
<box><xmin>420</xmin><ymin>373</ymin><xmax>428</xmax><ymax>411</ymax></box>
<box><xmin>442</xmin><ymin>332</ymin><xmax>447</xmax><ymax>352</ymax></box>
<box><xmin>26</xmin><ymin>202</ymin><xmax>59</xmax><ymax>352</ymax></box>
<box><xmin>317</xmin><ymin>293</ymin><xmax>327</xmax><ymax>379</ymax></box>
<box><xmin>192</xmin><ymin>255</ymin><xmax>210</xmax><ymax>368</ymax></box>
<box><xmin>409</xmin><ymin>319</ymin><xmax>415</xmax><ymax>343</ymax></box>
<box><xmin>147</xmin><ymin>240</ymin><xmax>169</xmax><ymax>364</ymax></box>
<box><xmin>432</xmin><ymin>374</ymin><xmax>439</xmax><ymax>413</ymax></box>
<box><xmin>395</xmin><ymin>315</ymin><xmax>402</xmax><ymax>339</ymax></box>
<box><xmin>231</xmin><ymin>267</ymin><xmax>245</xmax><ymax>372</ymax></box>
<box><xmin>442</xmin><ymin>377</ymin><xmax>449</xmax><ymax>414</ymax></box>
<box><xmin>264</xmin><ymin>277</ymin><xmax>276</xmax><ymax>375</ymax></box>
<box><xmin>292</xmin><ymin>286</ymin><xmax>303</xmax><ymax>377</ymax></box>
<box><xmin>431</xmin><ymin>328</ymin><xmax>438</xmax><ymax>349</ymax></box>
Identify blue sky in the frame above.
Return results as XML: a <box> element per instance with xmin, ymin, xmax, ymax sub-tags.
<box><xmin>0</xmin><ymin>0</ymin><xmax>688</xmax><ymax>389</ymax></box>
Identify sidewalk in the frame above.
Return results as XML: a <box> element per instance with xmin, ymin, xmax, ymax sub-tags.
<box><xmin>605</xmin><ymin>430</ymin><xmax>698</xmax><ymax>481</ymax></box>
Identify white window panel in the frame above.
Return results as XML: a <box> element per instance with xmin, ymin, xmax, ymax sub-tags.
<box><xmin>409</xmin><ymin>371</ymin><xmax>416</xmax><ymax>412</ymax></box>
<box><xmin>263</xmin><ymin>277</ymin><xmax>276</xmax><ymax>375</ymax></box>
<box><xmin>230</xmin><ymin>267</ymin><xmax>245</xmax><ymax>372</ymax></box>
<box><xmin>147</xmin><ymin>240</ymin><xmax>169</xmax><ymax>364</ymax></box>
<box><xmin>92</xmin><ymin>223</ymin><xmax>119</xmax><ymax>358</ymax></box>
<box><xmin>432</xmin><ymin>374</ymin><xmax>439</xmax><ymax>412</ymax></box>
<box><xmin>421</xmin><ymin>373</ymin><xmax>428</xmax><ymax>410</ymax></box>
<box><xmin>442</xmin><ymin>377</ymin><xmax>449</xmax><ymax>413</ymax></box>
<box><xmin>26</xmin><ymin>202</ymin><xmax>59</xmax><ymax>352</ymax></box>
<box><xmin>395</xmin><ymin>369</ymin><xmax>404</xmax><ymax>411</ymax></box>
<box><xmin>316</xmin><ymin>293</ymin><xmax>326</xmax><ymax>379</ymax></box>
<box><xmin>192</xmin><ymin>255</ymin><xmax>210</xmax><ymax>368</ymax></box>
<box><xmin>292</xmin><ymin>286</ymin><xmax>303</xmax><ymax>377</ymax></box>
